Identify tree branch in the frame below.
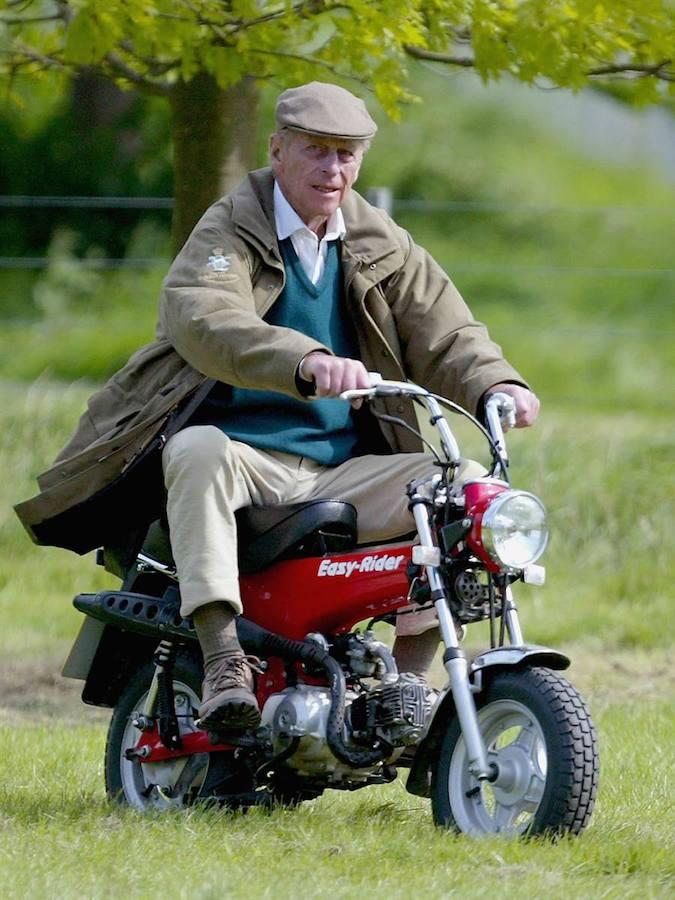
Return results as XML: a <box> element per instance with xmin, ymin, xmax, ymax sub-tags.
<box><xmin>0</xmin><ymin>15</ymin><xmax>62</xmax><ymax>25</ymax></box>
<box><xmin>404</xmin><ymin>45</ymin><xmax>475</xmax><ymax>67</ymax></box>
<box><xmin>226</xmin><ymin>2</ymin><xmax>352</xmax><ymax>33</ymax></box>
<box><xmin>0</xmin><ymin>44</ymin><xmax>172</xmax><ymax>96</ymax></box>
<box><xmin>101</xmin><ymin>52</ymin><xmax>172</xmax><ymax>95</ymax></box>
<box><xmin>587</xmin><ymin>59</ymin><xmax>674</xmax><ymax>82</ymax></box>
<box><xmin>118</xmin><ymin>40</ymin><xmax>178</xmax><ymax>78</ymax></box>
<box><xmin>405</xmin><ymin>44</ymin><xmax>674</xmax><ymax>83</ymax></box>
<box><xmin>0</xmin><ymin>43</ymin><xmax>65</xmax><ymax>71</ymax></box>
<box><xmin>174</xmin><ymin>0</ymin><xmax>352</xmax><ymax>39</ymax></box>
<box><xmin>248</xmin><ymin>46</ymin><xmax>369</xmax><ymax>86</ymax></box>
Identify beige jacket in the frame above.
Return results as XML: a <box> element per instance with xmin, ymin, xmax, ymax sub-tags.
<box><xmin>15</xmin><ymin>168</ymin><xmax>525</xmax><ymax>553</ymax></box>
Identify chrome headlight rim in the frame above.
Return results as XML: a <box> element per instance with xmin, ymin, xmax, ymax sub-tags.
<box><xmin>481</xmin><ymin>490</ymin><xmax>549</xmax><ymax>571</ymax></box>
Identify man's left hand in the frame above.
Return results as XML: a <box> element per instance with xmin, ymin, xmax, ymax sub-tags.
<box><xmin>484</xmin><ymin>383</ymin><xmax>540</xmax><ymax>429</ymax></box>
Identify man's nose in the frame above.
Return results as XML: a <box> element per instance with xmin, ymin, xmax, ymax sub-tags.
<box><xmin>321</xmin><ymin>151</ymin><xmax>341</xmax><ymax>174</ymax></box>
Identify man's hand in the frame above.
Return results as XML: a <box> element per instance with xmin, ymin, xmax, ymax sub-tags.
<box><xmin>485</xmin><ymin>383</ymin><xmax>540</xmax><ymax>429</ymax></box>
<box><xmin>299</xmin><ymin>352</ymin><xmax>371</xmax><ymax>408</ymax></box>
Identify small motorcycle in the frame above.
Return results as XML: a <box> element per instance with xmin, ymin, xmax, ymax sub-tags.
<box><xmin>63</xmin><ymin>381</ymin><xmax>599</xmax><ymax>837</ymax></box>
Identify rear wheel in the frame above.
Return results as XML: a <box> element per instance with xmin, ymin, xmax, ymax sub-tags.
<box><xmin>105</xmin><ymin>653</ymin><xmax>253</xmax><ymax>810</ymax></box>
<box><xmin>431</xmin><ymin>667</ymin><xmax>598</xmax><ymax>837</ymax></box>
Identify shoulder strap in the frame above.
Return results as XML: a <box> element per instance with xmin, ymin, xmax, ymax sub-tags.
<box><xmin>161</xmin><ymin>377</ymin><xmax>217</xmax><ymax>443</ymax></box>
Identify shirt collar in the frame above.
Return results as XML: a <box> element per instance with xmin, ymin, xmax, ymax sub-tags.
<box><xmin>273</xmin><ymin>180</ymin><xmax>346</xmax><ymax>243</ymax></box>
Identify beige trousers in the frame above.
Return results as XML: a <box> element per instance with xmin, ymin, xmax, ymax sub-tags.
<box><xmin>162</xmin><ymin>425</ymin><xmax>483</xmax><ymax>633</ymax></box>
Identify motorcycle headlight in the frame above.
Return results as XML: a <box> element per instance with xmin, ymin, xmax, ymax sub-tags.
<box><xmin>481</xmin><ymin>491</ymin><xmax>549</xmax><ymax>570</ymax></box>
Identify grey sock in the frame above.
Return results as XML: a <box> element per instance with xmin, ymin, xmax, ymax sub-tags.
<box><xmin>392</xmin><ymin>627</ymin><xmax>441</xmax><ymax>677</ymax></box>
<box><xmin>192</xmin><ymin>601</ymin><xmax>243</xmax><ymax>669</ymax></box>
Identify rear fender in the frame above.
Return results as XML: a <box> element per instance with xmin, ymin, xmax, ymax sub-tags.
<box><xmin>405</xmin><ymin>644</ymin><xmax>570</xmax><ymax>797</ymax></box>
<box><xmin>62</xmin><ymin>617</ymin><xmax>157</xmax><ymax>708</ymax></box>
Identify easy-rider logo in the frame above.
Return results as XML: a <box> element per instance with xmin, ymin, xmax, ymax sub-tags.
<box><xmin>317</xmin><ymin>553</ymin><xmax>406</xmax><ymax>578</ymax></box>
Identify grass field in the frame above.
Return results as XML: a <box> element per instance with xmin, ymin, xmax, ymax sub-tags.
<box><xmin>0</xmin><ymin>691</ymin><xmax>672</xmax><ymax>899</ymax></box>
<box><xmin>1</xmin><ymin>381</ymin><xmax>673</xmax><ymax>898</ymax></box>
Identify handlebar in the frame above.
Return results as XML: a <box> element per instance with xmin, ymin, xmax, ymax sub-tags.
<box><xmin>341</xmin><ymin>376</ymin><xmax>462</xmax><ymax>464</ymax></box>
<box><xmin>340</xmin><ymin>373</ymin><xmax>424</xmax><ymax>403</ymax></box>
<box><xmin>484</xmin><ymin>391</ymin><xmax>516</xmax><ymax>431</ymax></box>
<box><xmin>340</xmin><ymin>378</ymin><xmax>515</xmax><ymax>476</ymax></box>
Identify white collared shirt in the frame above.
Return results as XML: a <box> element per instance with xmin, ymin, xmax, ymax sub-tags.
<box><xmin>273</xmin><ymin>181</ymin><xmax>346</xmax><ymax>284</ymax></box>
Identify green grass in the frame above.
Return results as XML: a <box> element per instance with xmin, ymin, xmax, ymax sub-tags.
<box><xmin>0</xmin><ymin>680</ymin><xmax>672</xmax><ymax>898</ymax></box>
<box><xmin>1</xmin><ymin>381</ymin><xmax>674</xmax><ymax>897</ymax></box>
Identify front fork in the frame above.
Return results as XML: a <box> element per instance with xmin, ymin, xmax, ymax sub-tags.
<box><xmin>410</xmin><ymin>500</ymin><xmax>524</xmax><ymax>781</ymax></box>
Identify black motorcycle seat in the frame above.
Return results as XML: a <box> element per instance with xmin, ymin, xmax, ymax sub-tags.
<box><xmin>140</xmin><ymin>499</ymin><xmax>358</xmax><ymax>576</ymax></box>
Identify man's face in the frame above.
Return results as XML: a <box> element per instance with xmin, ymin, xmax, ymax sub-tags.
<box><xmin>270</xmin><ymin>130</ymin><xmax>364</xmax><ymax>234</ymax></box>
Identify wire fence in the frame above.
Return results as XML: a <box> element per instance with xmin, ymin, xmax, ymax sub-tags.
<box><xmin>0</xmin><ymin>193</ymin><xmax>669</xmax><ymax>214</ymax></box>
<box><xmin>1</xmin><ymin>192</ymin><xmax>674</xmax><ymax>279</ymax></box>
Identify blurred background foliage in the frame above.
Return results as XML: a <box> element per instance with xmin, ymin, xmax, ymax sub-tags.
<box><xmin>1</xmin><ymin>64</ymin><xmax>673</xmax><ymax>418</ymax></box>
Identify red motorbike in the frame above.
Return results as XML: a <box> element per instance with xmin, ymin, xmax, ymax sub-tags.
<box><xmin>64</xmin><ymin>382</ymin><xmax>599</xmax><ymax>837</ymax></box>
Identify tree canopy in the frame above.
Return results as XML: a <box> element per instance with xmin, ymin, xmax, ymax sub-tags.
<box><xmin>2</xmin><ymin>1</ymin><xmax>673</xmax><ymax>248</ymax></box>
<box><xmin>2</xmin><ymin>0</ymin><xmax>673</xmax><ymax>109</ymax></box>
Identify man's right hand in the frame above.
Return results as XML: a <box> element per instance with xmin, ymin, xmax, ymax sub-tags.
<box><xmin>299</xmin><ymin>352</ymin><xmax>371</xmax><ymax>408</ymax></box>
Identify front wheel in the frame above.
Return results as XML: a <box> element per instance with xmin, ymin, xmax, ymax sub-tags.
<box><xmin>431</xmin><ymin>666</ymin><xmax>598</xmax><ymax>837</ymax></box>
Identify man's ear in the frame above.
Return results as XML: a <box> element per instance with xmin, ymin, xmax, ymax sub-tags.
<box><xmin>269</xmin><ymin>135</ymin><xmax>281</xmax><ymax>161</ymax></box>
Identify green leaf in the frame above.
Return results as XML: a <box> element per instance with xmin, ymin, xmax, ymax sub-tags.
<box><xmin>63</xmin><ymin>10</ymin><xmax>115</xmax><ymax>65</ymax></box>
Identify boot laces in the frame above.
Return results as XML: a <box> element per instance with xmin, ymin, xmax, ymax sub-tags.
<box><xmin>204</xmin><ymin>654</ymin><xmax>264</xmax><ymax>693</ymax></box>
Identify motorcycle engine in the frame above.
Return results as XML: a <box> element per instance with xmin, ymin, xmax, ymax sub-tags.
<box><xmin>348</xmin><ymin>672</ymin><xmax>431</xmax><ymax>747</ymax></box>
<box><xmin>260</xmin><ymin>673</ymin><xmax>431</xmax><ymax>781</ymax></box>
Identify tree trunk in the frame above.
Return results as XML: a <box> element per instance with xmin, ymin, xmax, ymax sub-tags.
<box><xmin>169</xmin><ymin>73</ymin><xmax>259</xmax><ymax>254</ymax></box>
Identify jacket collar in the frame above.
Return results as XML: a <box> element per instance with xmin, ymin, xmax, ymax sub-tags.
<box><xmin>231</xmin><ymin>168</ymin><xmax>404</xmax><ymax>282</ymax></box>
<box><xmin>231</xmin><ymin>169</ymin><xmax>280</xmax><ymax>266</ymax></box>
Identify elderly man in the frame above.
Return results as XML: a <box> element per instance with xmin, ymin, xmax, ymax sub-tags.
<box><xmin>157</xmin><ymin>82</ymin><xmax>538</xmax><ymax>735</ymax></box>
<box><xmin>16</xmin><ymin>81</ymin><xmax>538</xmax><ymax>737</ymax></box>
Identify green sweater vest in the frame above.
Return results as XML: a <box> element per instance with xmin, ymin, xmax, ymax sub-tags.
<box><xmin>197</xmin><ymin>239</ymin><xmax>361</xmax><ymax>465</ymax></box>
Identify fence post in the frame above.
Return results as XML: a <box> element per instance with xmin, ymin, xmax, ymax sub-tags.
<box><xmin>366</xmin><ymin>186</ymin><xmax>393</xmax><ymax>216</ymax></box>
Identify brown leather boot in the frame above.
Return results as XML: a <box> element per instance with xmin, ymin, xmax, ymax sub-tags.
<box><xmin>193</xmin><ymin>602</ymin><xmax>261</xmax><ymax>735</ymax></box>
<box><xmin>198</xmin><ymin>654</ymin><xmax>262</xmax><ymax>734</ymax></box>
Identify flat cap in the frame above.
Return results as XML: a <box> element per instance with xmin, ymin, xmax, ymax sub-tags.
<box><xmin>275</xmin><ymin>82</ymin><xmax>377</xmax><ymax>141</ymax></box>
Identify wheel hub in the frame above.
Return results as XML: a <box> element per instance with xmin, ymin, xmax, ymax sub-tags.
<box><xmin>489</xmin><ymin>743</ymin><xmax>541</xmax><ymax>805</ymax></box>
<box><xmin>120</xmin><ymin>685</ymin><xmax>207</xmax><ymax>810</ymax></box>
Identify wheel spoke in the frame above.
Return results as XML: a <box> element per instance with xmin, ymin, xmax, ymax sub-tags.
<box><xmin>524</xmin><ymin>770</ymin><xmax>546</xmax><ymax>806</ymax></box>
<box><xmin>513</xmin><ymin>722</ymin><xmax>533</xmax><ymax>749</ymax></box>
<box><xmin>119</xmin><ymin>678</ymin><xmax>205</xmax><ymax>810</ymax></box>
<box><xmin>493</xmin><ymin>801</ymin><xmax>519</xmax><ymax>833</ymax></box>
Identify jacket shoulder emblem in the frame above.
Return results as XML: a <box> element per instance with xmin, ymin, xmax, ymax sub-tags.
<box><xmin>200</xmin><ymin>247</ymin><xmax>237</xmax><ymax>282</ymax></box>
<box><xmin>207</xmin><ymin>248</ymin><xmax>231</xmax><ymax>272</ymax></box>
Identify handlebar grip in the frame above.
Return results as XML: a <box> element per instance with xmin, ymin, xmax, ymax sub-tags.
<box><xmin>485</xmin><ymin>392</ymin><xmax>516</xmax><ymax>429</ymax></box>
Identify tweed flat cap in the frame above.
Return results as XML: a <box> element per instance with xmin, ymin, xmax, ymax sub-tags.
<box><xmin>275</xmin><ymin>82</ymin><xmax>377</xmax><ymax>140</ymax></box>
